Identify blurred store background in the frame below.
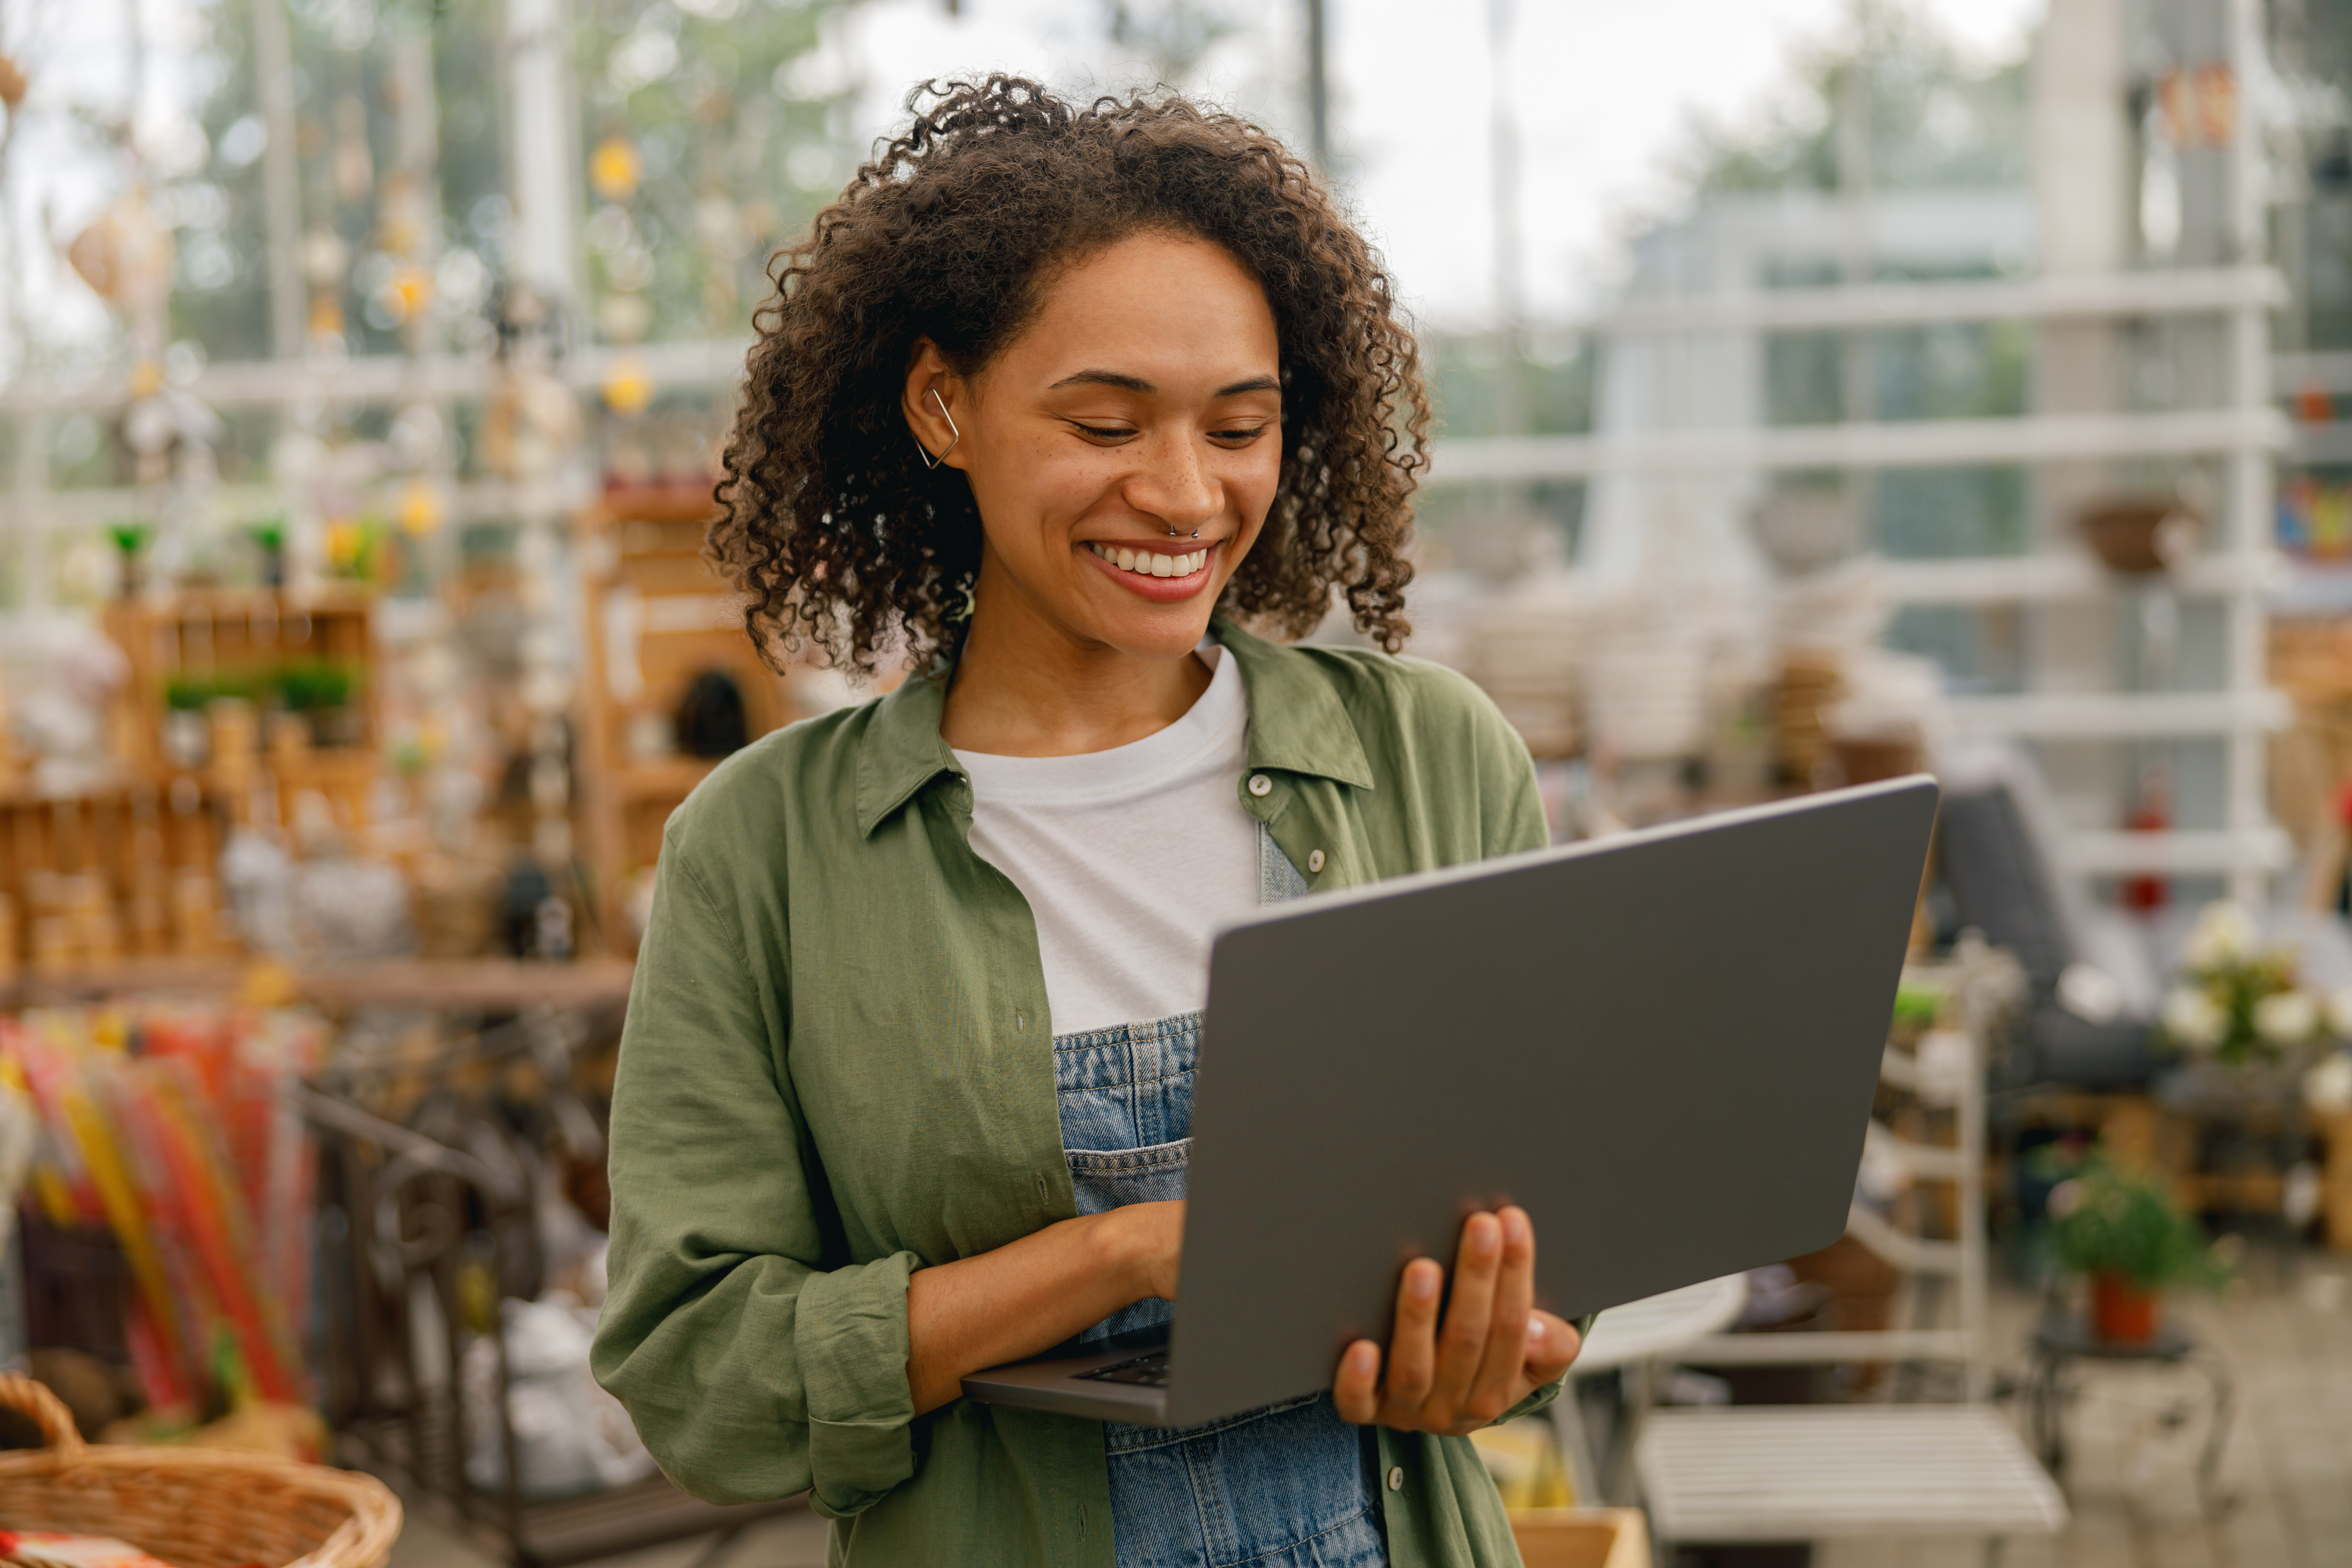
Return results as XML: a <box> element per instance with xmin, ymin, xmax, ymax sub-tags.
<box><xmin>0</xmin><ymin>0</ymin><xmax>2350</xmax><ymax>1564</ymax></box>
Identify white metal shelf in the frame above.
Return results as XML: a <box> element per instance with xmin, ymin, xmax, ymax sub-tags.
<box><xmin>2058</xmin><ymin>827</ymin><xmax>2294</xmax><ymax>875</ymax></box>
<box><xmin>2276</xmin><ymin>351</ymin><xmax>2352</xmax><ymax>395</ymax></box>
<box><xmin>2291</xmin><ymin>422</ymin><xmax>2352</xmax><ymax>465</ymax></box>
<box><xmin>1425</xmin><ymin>407</ymin><xmax>2286</xmax><ymax>484</ymax></box>
<box><xmin>0</xmin><ymin>338</ymin><xmax>753</xmax><ymax>416</ymax></box>
<box><xmin>1597</xmin><ymin>264</ymin><xmax>2284</xmax><ymax>338</ymax></box>
<box><xmin>3</xmin><ymin>268</ymin><xmax>2284</xmax><ymax>420</ymax></box>
<box><xmin>1943</xmin><ymin>689</ymin><xmax>2293</xmax><ymax>739</ymax></box>
<box><xmin>0</xmin><ymin>475</ymin><xmax>600</xmax><ymax>533</ymax></box>
<box><xmin>1875</xmin><ymin>550</ymin><xmax>2282</xmax><ymax>604</ymax></box>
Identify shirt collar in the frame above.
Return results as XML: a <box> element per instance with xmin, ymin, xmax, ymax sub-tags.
<box><xmin>852</xmin><ymin>616</ymin><xmax>1374</xmax><ymax>838</ymax></box>
<box><xmin>1213</xmin><ymin>618</ymin><xmax>1376</xmax><ymax>791</ymax></box>
<box><xmin>854</xmin><ymin>657</ymin><xmax>960</xmax><ymax>838</ymax></box>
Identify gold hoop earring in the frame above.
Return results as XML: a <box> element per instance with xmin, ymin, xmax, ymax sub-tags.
<box><xmin>914</xmin><ymin>387</ymin><xmax>961</xmax><ymax>470</ymax></box>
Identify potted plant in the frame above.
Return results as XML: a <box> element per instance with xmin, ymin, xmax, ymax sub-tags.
<box><xmin>2046</xmin><ymin>1151</ymin><xmax>2229</xmax><ymax>1344</ymax></box>
<box><xmin>2160</xmin><ymin>901</ymin><xmax>2330</xmax><ymax>1073</ymax></box>
<box><xmin>2078</xmin><ymin>494</ymin><xmax>2200</xmax><ymax>574</ymax></box>
<box><xmin>106</xmin><ymin>519</ymin><xmax>152</xmax><ymax>598</ymax></box>
<box><xmin>274</xmin><ymin>660</ymin><xmax>362</xmax><ymax>747</ymax></box>
<box><xmin>247</xmin><ymin>515</ymin><xmax>287</xmax><ymax>588</ymax></box>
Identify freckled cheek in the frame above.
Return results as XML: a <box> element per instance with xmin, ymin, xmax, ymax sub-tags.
<box><xmin>982</xmin><ymin>444</ymin><xmax>1113</xmax><ymax>562</ymax></box>
<box><xmin>1225</xmin><ymin>456</ymin><xmax>1283</xmax><ymax>543</ymax></box>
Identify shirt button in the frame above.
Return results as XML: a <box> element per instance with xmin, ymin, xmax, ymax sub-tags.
<box><xmin>1247</xmin><ymin>774</ymin><xmax>1273</xmax><ymax>797</ymax></box>
<box><xmin>1386</xmin><ymin>1465</ymin><xmax>1404</xmax><ymax>1491</ymax></box>
<box><xmin>1307</xmin><ymin>849</ymin><xmax>1325</xmax><ymax>873</ymax></box>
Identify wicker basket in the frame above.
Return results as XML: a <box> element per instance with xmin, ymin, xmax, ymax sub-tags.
<box><xmin>0</xmin><ymin>1377</ymin><xmax>400</xmax><ymax>1568</ymax></box>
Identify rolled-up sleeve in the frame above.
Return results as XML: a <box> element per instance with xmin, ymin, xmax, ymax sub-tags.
<box><xmin>591</xmin><ymin>836</ymin><xmax>919</xmax><ymax>1516</ymax></box>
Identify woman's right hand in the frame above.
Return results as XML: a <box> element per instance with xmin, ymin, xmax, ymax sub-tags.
<box><xmin>1331</xmin><ymin>1206</ymin><xmax>1580</xmax><ymax>1434</ymax></box>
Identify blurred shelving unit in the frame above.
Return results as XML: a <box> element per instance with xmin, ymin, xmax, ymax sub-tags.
<box><xmin>575</xmin><ymin>483</ymin><xmax>799</xmax><ymax>954</ymax></box>
<box><xmin>102</xmin><ymin>584</ymin><xmax>382</xmax><ymax>830</ymax></box>
<box><xmin>1428</xmin><ymin>266</ymin><xmax>2290</xmax><ymax>897</ymax></box>
<box><xmin>1421</xmin><ymin>0</ymin><xmax>2288</xmax><ymax>905</ymax></box>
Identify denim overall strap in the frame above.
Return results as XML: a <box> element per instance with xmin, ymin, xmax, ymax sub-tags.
<box><xmin>1051</xmin><ymin>822</ymin><xmax>1385</xmax><ymax>1568</ymax></box>
<box><xmin>1260</xmin><ymin>817</ymin><xmax>1311</xmax><ymax>903</ymax></box>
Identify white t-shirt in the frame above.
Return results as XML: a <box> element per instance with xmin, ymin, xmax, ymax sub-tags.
<box><xmin>953</xmin><ymin>648</ymin><xmax>1258</xmax><ymax>1036</ymax></box>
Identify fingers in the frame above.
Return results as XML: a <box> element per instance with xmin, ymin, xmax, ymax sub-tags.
<box><xmin>1332</xmin><ymin>1339</ymin><xmax>1382</xmax><ymax>1424</ymax></box>
<box><xmin>1523</xmin><ymin>1310</ymin><xmax>1581</xmax><ymax>1384</ymax></box>
<box><xmin>1353</xmin><ymin>1209</ymin><xmax>1566</xmax><ymax>1436</ymax></box>
<box><xmin>1427</xmin><ymin>1211</ymin><xmax>1504</xmax><ymax>1422</ymax></box>
<box><xmin>1381</xmin><ymin>1256</ymin><xmax>1444</xmax><ymax>1417</ymax></box>
<box><xmin>1464</xmin><ymin>1206</ymin><xmax>1535</xmax><ymax>1422</ymax></box>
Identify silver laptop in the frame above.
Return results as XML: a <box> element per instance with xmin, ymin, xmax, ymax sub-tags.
<box><xmin>963</xmin><ymin>775</ymin><xmax>1939</xmax><ymax>1427</ymax></box>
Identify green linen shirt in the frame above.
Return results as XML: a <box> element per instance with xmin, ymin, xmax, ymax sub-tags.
<box><xmin>593</xmin><ymin>618</ymin><xmax>1559</xmax><ymax>1568</ymax></box>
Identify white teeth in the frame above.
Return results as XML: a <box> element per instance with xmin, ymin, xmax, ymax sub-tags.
<box><xmin>1091</xmin><ymin>542</ymin><xmax>1210</xmax><ymax>577</ymax></box>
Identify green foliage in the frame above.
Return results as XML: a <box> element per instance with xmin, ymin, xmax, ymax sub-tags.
<box><xmin>1427</xmin><ymin>336</ymin><xmax>1596</xmax><ymax>441</ymax></box>
<box><xmin>2160</xmin><ymin>904</ymin><xmax>2320</xmax><ymax>1066</ymax></box>
<box><xmin>1678</xmin><ymin>4</ymin><xmax>2029</xmax><ymax>199</ymax></box>
<box><xmin>165</xmin><ymin>0</ymin><xmax>274</xmax><ymax>363</ymax></box>
<box><xmin>1104</xmin><ymin>0</ymin><xmax>1241</xmax><ymax>83</ymax></box>
<box><xmin>2174</xmin><ymin>952</ymin><xmax>2298</xmax><ymax>1065</ymax></box>
<box><xmin>164</xmin><ymin>672</ymin><xmax>257</xmax><ymax>710</ymax></box>
<box><xmin>107</xmin><ymin>520</ymin><xmax>154</xmax><ymax>558</ymax></box>
<box><xmin>1890</xmin><ymin>982</ymin><xmax>1942</xmax><ymax>1033</ymax></box>
<box><xmin>2043</xmin><ymin>1151</ymin><xmax>2231</xmax><ymax>1294</ymax></box>
<box><xmin>572</xmin><ymin>0</ymin><xmax>855</xmax><ymax>345</ymax></box>
<box><xmin>163</xmin><ymin>663</ymin><xmax>359</xmax><ymax>713</ymax></box>
<box><xmin>274</xmin><ymin>660</ymin><xmax>360</xmax><ymax>712</ymax></box>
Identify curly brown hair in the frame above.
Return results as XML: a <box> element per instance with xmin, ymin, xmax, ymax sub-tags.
<box><xmin>710</xmin><ymin>74</ymin><xmax>1430</xmax><ymax>672</ymax></box>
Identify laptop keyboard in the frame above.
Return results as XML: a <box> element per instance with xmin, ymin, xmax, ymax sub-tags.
<box><xmin>1077</xmin><ymin>1350</ymin><xmax>1170</xmax><ymax>1387</ymax></box>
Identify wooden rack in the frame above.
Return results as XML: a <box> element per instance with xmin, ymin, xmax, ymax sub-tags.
<box><xmin>102</xmin><ymin>586</ymin><xmax>382</xmax><ymax>838</ymax></box>
<box><xmin>0</xmin><ymin>587</ymin><xmax>394</xmax><ymax>981</ymax></box>
<box><xmin>576</xmin><ymin>486</ymin><xmax>798</xmax><ymax>952</ymax></box>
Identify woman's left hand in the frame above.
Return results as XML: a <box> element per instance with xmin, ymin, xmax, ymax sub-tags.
<box><xmin>1330</xmin><ymin>1205</ymin><xmax>1580</xmax><ymax>1434</ymax></box>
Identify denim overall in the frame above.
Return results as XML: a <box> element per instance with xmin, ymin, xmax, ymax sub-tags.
<box><xmin>1054</xmin><ymin>825</ymin><xmax>1387</xmax><ymax>1568</ymax></box>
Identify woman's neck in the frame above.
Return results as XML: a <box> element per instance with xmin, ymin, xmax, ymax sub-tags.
<box><xmin>939</xmin><ymin>578</ymin><xmax>1213</xmax><ymax>759</ymax></box>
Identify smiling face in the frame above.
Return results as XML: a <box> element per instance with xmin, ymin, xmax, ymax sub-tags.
<box><xmin>904</xmin><ymin>230</ymin><xmax>1283</xmax><ymax>664</ymax></box>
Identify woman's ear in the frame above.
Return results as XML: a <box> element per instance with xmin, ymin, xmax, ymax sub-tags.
<box><xmin>902</xmin><ymin>340</ymin><xmax>967</xmax><ymax>472</ymax></box>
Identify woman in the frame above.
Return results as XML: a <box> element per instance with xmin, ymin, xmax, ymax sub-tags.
<box><xmin>593</xmin><ymin>77</ymin><xmax>1580</xmax><ymax>1568</ymax></box>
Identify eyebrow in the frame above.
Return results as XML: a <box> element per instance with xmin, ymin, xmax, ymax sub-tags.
<box><xmin>1047</xmin><ymin>370</ymin><xmax>1281</xmax><ymax>397</ymax></box>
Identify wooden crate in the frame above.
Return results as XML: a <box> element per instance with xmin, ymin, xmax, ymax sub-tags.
<box><xmin>2318</xmin><ymin>1108</ymin><xmax>2352</xmax><ymax>1253</ymax></box>
<box><xmin>1510</xmin><ymin>1508</ymin><xmax>1650</xmax><ymax>1568</ymax></box>
<box><xmin>0</xmin><ymin>778</ymin><xmax>234</xmax><ymax>977</ymax></box>
<box><xmin>101</xmin><ymin>586</ymin><xmax>381</xmax><ymax>839</ymax></box>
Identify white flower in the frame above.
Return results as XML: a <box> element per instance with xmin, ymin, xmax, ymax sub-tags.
<box><xmin>2058</xmin><ymin>962</ymin><xmax>2124</xmax><ymax>1024</ymax></box>
<box><xmin>2163</xmin><ymin>986</ymin><xmax>2226</xmax><ymax>1051</ymax></box>
<box><xmin>2047</xmin><ymin>1178</ymin><xmax>2084</xmax><ymax>1219</ymax></box>
<box><xmin>2306</xmin><ymin>1052</ymin><xmax>2352</xmax><ymax>1115</ymax></box>
<box><xmin>2327</xmin><ymin>988</ymin><xmax>2352</xmax><ymax>1041</ymax></box>
<box><xmin>2256</xmin><ymin>990</ymin><xmax>2320</xmax><ymax>1045</ymax></box>
<box><xmin>2183</xmin><ymin>901</ymin><xmax>2258</xmax><ymax>969</ymax></box>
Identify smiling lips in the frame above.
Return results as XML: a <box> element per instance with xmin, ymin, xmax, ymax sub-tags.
<box><xmin>1087</xmin><ymin>541</ymin><xmax>1209</xmax><ymax>579</ymax></box>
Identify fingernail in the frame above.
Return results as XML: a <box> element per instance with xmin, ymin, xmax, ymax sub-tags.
<box><xmin>1508</xmin><ymin>1210</ymin><xmax>1531</xmax><ymax>1245</ymax></box>
<box><xmin>1353</xmin><ymin>1343</ymin><xmax>1378</xmax><ymax>1373</ymax></box>
<box><xmin>1526</xmin><ymin>1314</ymin><xmax>1546</xmax><ymax>1342</ymax></box>
<box><xmin>1472</xmin><ymin>1218</ymin><xmax>1499</xmax><ymax>1256</ymax></box>
<box><xmin>1411</xmin><ymin>1265</ymin><xmax>1439</xmax><ymax>1300</ymax></box>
